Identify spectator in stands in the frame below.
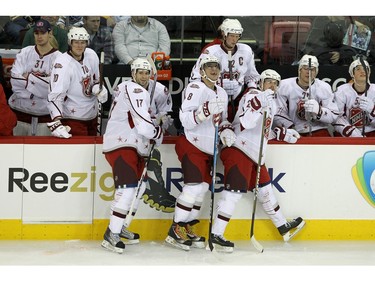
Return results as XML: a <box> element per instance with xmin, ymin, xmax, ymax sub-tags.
<box><xmin>22</xmin><ymin>16</ymin><xmax>68</xmax><ymax>52</ymax></box>
<box><xmin>3</xmin><ymin>16</ymin><xmax>40</xmax><ymax>45</ymax></box>
<box><xmin>56</xmin><ymin>16</ymin><xmax>83</xmax><ymax>30</ymax></box>
<box><xmin>311</xmin><ymin>21</ymin><xmax>357</xmax><ymax>65</ymax></box>
<box><xmin>83</xmin><ymin>16</ymin><xmax>115</xmax><ymax>64</ymax></box>
<box><xmin>300</xmin><ymin>16</ymin><xmax>351</xmax><ymax>58</ymax></box>
<box><xmin>9</xmin><ymin>19</ymin><xmax>61</xmax><ymax>136</ymax></box>
<box><xmin>112</xmin><ymin>16</ymin><xmax>170</xmax><ymax>65</ymax></box>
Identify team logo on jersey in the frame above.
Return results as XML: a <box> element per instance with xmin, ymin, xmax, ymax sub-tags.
<box><xmin>54</xmin><ymin>63</ymin><xmax>63</xmax><ymax>69</ymax></box>
<box><xmin>190</xmin><ymin>83</ymin><xmax>200</xmax><ymax>89</ymax></box>
<box><xmin>352</xmin><ymin>151</ymin><xmax>375</xmax><ymax>208</ymax></box>
<box><xmin>222</xmin><ymin>71</ymin><xmax>239</xmax><ymax>81</ymax></box>
<box><xmin>81</xmin><ymin>77</ymin><xmax>91</xmax><ymax>97</ymax></box>
<box><xmin>349</xmin><ymin>107</ymin><xmax>364</xmax><ymax>127</ymax></box>
<box><xmin>133</xmin><ymin>88</ymin><xmax>143</xmax><ymax>93</ymax></box>
<box><xmin>296</xmin><ymin>99</ymin><xmax>307</xmax><ymax>120</ymax></box>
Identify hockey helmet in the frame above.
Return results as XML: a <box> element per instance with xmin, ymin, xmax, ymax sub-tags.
<box><xmin>131</xmin><ymin>58</ymin><xmax>152</xmax><ymax>73</ymax></box>
<box><xmin>299</xmin><ymin>54</ymin><xmax>319</xmax><ymax>75</ymax></box>
<box><xmin>199</xmin><ymin>54</ymin><xmax>221</xmax><ymax>71</ymax></box>
<box><xmin>221</xmin><ymin>18</ymin><xmax>243</xmax><ymax>37</ymax></box>
<box><xmin>67</xmin><ymin>27</ymin><xmax>90</xmax><ymax>45</ymax></box>
<box><xmin>259</xmin><ymin>69</ymin><xmax>281</xmax><ymax>91</ymax></box>
<box><xmin>349</xmin><ymin>58</ymin><xmax>370</xmax><ymax>78</ymax></box>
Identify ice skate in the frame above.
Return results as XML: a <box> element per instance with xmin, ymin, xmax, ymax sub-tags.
<box><xmin>101</xmin><ymin>227</ymin><xmax>125</xmax><ymax>254</ymax></box>
<box><xmin>185</xmin><ymin>220</ymin><xmax>206</xmax><ymax>248</ymax></box>
<box><xmin>207</xmin><ymin>234</ymin><xmax>234</xmax><ymax>253</ymax></box>
<box><xmin>165</xmin><ymin>222</ymin><xmax>192</xmax><ymax>251</ymax></box>
<box><xmin>278</xmin><ymin>217</ymin><xmax>306</xmax><ymax>242</ymax></box>
<box><xmin>120</xmin><ymin>226</ymin><xmax>140</xmax><ymax>245</ymax></box>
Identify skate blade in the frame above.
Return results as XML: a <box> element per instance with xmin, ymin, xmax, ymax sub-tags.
<box><xmin>165</xmin><ymin>236</ymin><xmax>190</xmax><ymax>251</ymax></box>
<box><xmin>191</xmin><ymin>241</ymin><xmax>206</xmax><ymax>249</ymax></box>
<box><xmin>283</xmin><ymin>220</ymin><xmax>306</xmax><ymax>242</ymax></box>
<box><xmin>101</xmin><ymin>240</ymin><xmax>124</xmax><ymax>254</ymax></box>
<box><xmin>121</xmin><ymin>238</ymin><xmax>140</xmax><ymax>245</ymax></box>
<box><xmin>206</xmin><ymin>243</ymin><xmax>233</xmax><ymax>253</ymax></box>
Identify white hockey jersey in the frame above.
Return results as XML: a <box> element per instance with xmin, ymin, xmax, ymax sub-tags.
<box><xmin>47</xmin><ymin>48</ymin><xmax>100</xmax><ymax>121</ymax></box>
<box><xmin>9</xmin><ymin>46</ymin><xmax>61</xmax><ymax>115</ymax></box>
<box><xmin>274</xmin><ymin>77</ymin><xmax>339</xmax><ymax>134</ymax></box>
<box><xmin>179</xmin><ymin>81</ymin><xmax>229</xmax><ymax>155</ymax></box>
<box><xmin>190</xmin><ymin>43</ymin><xmax>260</xmax><ymax>99</ymax></box>
<box><xmin>334</xmin><ymin>83</ymin><xmax>375</xmax><ymax>135</ymax></box>
<box><xmin>103</xmin><ymin>80</ymin><xmax>162</xmax><ymax>157</ymax></box>
<box><xmin>231</xmin><ymin>89</ymin><xmax>277</xmax><ymax>165</ymax></box>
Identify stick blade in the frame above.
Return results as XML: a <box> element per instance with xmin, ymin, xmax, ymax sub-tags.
<box><xmin>251</xmin><ymin>235</ymin><xmax>264</xmax><ymax>253</ymax></box>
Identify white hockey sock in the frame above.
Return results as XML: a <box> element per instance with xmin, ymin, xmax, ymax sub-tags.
<box><xmin>257</xmin><ymin>184</ymin><xmax>287</xmax><ymax>228</ymax></box>
<box><xmin>109</xmin><ymin>187</ymin><xmax>136</xmax><ymax>233</ymax></box>
<box><xmin>212</xmin><ymin>190</ymin><xmax>242</xmax><ymax>236</ymax></box>
<box><xmin>173</xmin><ymin>190</ymin><xmax>195</xmax><ymax>223</ymax></box>
<box><xmin>123</xmin><ymin>181</ymin><xmax>147</xmax><ymax>228</ymax></box>
<box><xmin>175</xmin><ymin>183</ymin><xmax>208</xmax><ymax>223</ymax></box>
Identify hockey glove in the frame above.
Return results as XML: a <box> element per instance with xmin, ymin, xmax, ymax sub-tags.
<box><xmin>155</xmin><ymin>112</ymin><xmax>174</xmax><ymax>131</ymax></box>
<box><xmin>47</xmin><ymin>120</ymin><xmax>72</xmax><ymax>138</ymax></box>
<box><xmin>257</xmin><ymin>89</ymin><xmax>275</xmax><ymax>108</ymax></box>
<box><xmin>304</xmin><ymin>99</ymin><xmax>322</xmax><ymax>117</ymax></box>
<box><xmin>92</xmin><ymin>84</ymin><xmax>108</xmax><ymax>103</ymax></box>
<box><xmin>342</xmin><ymin>125</ymin><xmax>363</xmax><ymax>137</ymax></box>
<box><xmin>222</xmin><ymin>79</ymin><xmax>239</xmax><ymax>96</ymax></box>
<box><xmin>220</xmin><ymin>128</ymin><xmax>236</xmax><ymax>147</ymax></box>
<box><xmin>274</xmin><ymin>127</ymin><xmax>300</xmax><ymax>143</ymax></box>
<box><xmin>358</xmin><ymin>96</ymin><xmax>375</xmax><ymax>116</ymax></box>
<box><xmin>196</xmin><ymin>98</ymin><xmax>226</xmax><ymax>122</ymax></box>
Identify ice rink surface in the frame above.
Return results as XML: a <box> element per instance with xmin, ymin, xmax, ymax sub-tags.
<box><xmin>0</xmin><ymin>239</ymin><xmax>374</xmax><ymax>280</ymax></box>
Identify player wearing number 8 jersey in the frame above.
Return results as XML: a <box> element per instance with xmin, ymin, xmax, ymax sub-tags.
<box><xmin>165</xmin><ymin>54</ymin><xmax>236</xmax><ymax>251</ymax></box>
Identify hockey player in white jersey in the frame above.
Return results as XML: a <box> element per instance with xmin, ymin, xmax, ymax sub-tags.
<box><xmin>211</xmin><ymin>69</ymin><xmax>305</xmax><ymax>253</ymax></box>
<box><xmin>165</xmin><ymin>54</ymin><xmax>236</xmax><ymax>251</ymax></box>
<box><xmin>190</xmin><ymin>18</ymin><xmax>260</xmax><ymax>122</ymax></box>
<box><xmin>333</xmin><ymin>58</ymin><xmax>375</xmax><ymax>137</ymax></box>
<box><xmin>47</xmin><ymin>27</ymin><xmax>108</xmax><ymax>138</ymax></box>
<box><xmin>117</xmin><ymin>57</ymin><xmax>173</xmax><ymax>245</ymax></box>
<box><xmin>274</xmin><ymin>54</ymin><xmax>339</xmax><ymax>136</ymax></box>
<box><xmin>9</xmin><ymin>19</ymin><xmax>61</xmax><ymax>136</ymax></box>
<box><xmin>101</xmin><ymin>58</ymin><xmax>163</xmax><ymax>253</ymax></box>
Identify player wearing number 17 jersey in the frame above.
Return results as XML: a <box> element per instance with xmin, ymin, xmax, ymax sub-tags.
<box><xmin>101</xmin><ymin>58</ymin><xmax>163</xmax><ymax>254</ymax></box>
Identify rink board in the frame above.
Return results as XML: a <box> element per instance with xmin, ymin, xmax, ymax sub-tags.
<box><xmin>0</xmin><ymin>136</ymin><xmax>375</xmax><ymax>240</ymax></box>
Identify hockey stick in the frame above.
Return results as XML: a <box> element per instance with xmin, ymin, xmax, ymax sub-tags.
<box><xmin>208</xmin><ymin>115</ymin><xmax>220</xmax><ymax>252</ymax></box>
<box><xmin>228</xmin><ymin>51</ymin><xmax>235</xmax><ymax>119</ymax></box>
<box><xmin>306</xmin><ymin>58</ymin><xmax>312</xmax><ymax>136</ymax></box>
<box><xmin>359</xmin><ymin>56</ymin><xmax>368</xmax><ymax>137</ymax></box>
<box><xmin>97</xmin><ymin>51</ymin><xmax>104</xmax><ymax>136</ymax></box>
<box><xmin>124</xmin><ymin>54</ymin><xmax>158</xmax><ymax>227</ymax></box>
<box><xmin>249</xmin><ymin>109</ymin><xmax>266</xmax><ymax>253</ymax></box>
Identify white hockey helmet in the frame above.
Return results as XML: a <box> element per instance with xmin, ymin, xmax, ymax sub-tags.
<box><xmin>199</xmin><ymin>54</ymin><xmax>221</xmax><ymax>70</ymax></box>
<box><xmin>221</xmin><ymin>18</ymin><xmax>243</xmax><ymax>37</ymax></box>
<box><xmin>298</xmin><ymin>54</ymin><xmax>319</xmax><ymax>75</ymax></box>
<box><xmin>131</xmin><ymin>58</ymin><xmax>152</xmax><ymax>73</ymax></box>
<box><xmin>259</xmin><ymin>69</ymin><xmax>281</xmax><ymax>91</ymax></box>
<box><xmin>199</xmin><ymin>54</ymin><xmax>221</xmax><ymax>83</ymax></box>
<box><xmin>349</xmin><ymin>58</ymin><xmax>370</xmax><ymax>78</ymax></box>
<box><xmin>67</xmin><ymin>27</ymin><xmax>90</xmax><ymax>45</ymax></box>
